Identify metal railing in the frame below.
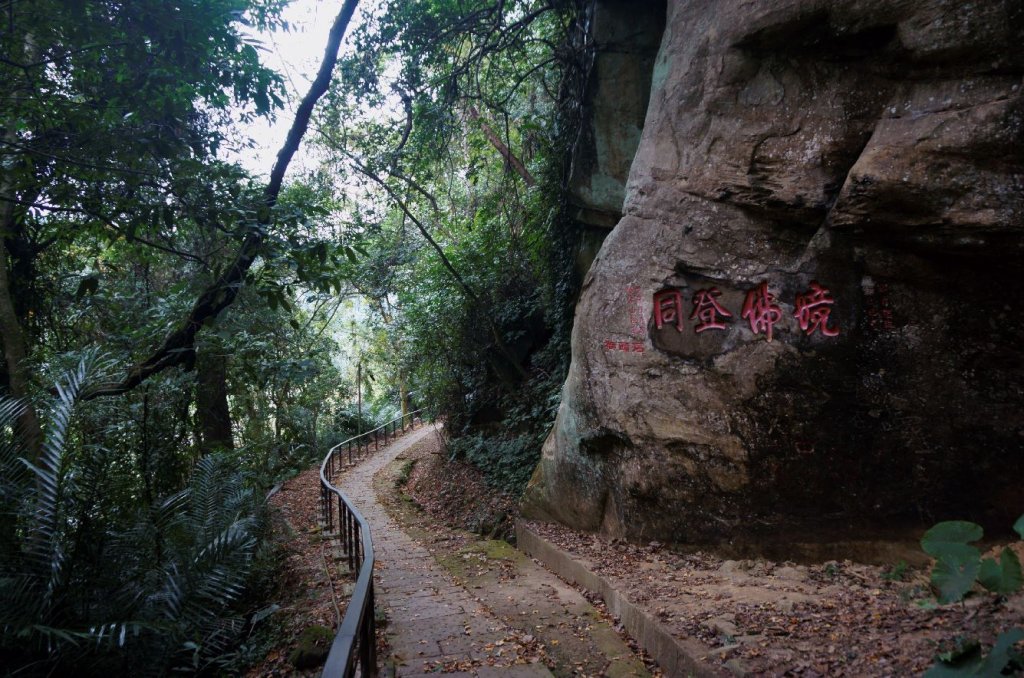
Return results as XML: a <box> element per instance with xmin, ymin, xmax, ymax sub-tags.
<box><xmin>318</xmin><ymin>409</ymin><xmax>423</xmax><ymax>678</ymax></box>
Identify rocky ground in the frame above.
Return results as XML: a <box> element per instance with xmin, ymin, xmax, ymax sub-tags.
<box><xmin>525</xmin><ymin>521</ymin><xmax>1024</xmax><ymax>676</ymax></box>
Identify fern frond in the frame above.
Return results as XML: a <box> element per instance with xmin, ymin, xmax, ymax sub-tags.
<box><xmin>0</xmin><ymin>398</ymin><xmax>29</xmax><ymax>501</ymax></box>
<box><xmin>87</xmin><ymin>620</ymin><xmax>156</xmax><ymax>649</ymax></box>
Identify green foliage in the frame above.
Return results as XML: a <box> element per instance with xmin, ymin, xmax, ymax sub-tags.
<box><xmin>922</xmin><ymin>518</ymin><xmax>1024</xmax><ymax>604</ymax></box>
<box><xmin>925</xmin><ymin>628</ymin><xmax>1024</xmax><ymax>677</ymax></box>
<box><xmin>450</xmin><ymin>432</ymin><xmax>539</xmax><ymax>494</ymax></box>
<box><xmin>307</xmin><ymin>0</ymin><xmax>587</xmax><ymax>493</ymax></box>
<box><xmin>882</xmin><ymin>560</ymin><xmax>909</xmax><ymax>582</ymax></box>
<box><xmin>923</xmin><ymin>522</ymin><xmax>986</xmax><ymax>556</ymax></box>
<box><xmin>931</xmin><ymin>555</ymin><xmax>982</xmax><ymax>605</ymax></box>
<box><xmin>0</xmin><ymin>356</ymin><xmax>270</xmax><ymax>676</ymax></box>
<box><xmin>978</xmin><ymin>549</ymin><xmax>1024</xmax><ymax>596</ymax></box>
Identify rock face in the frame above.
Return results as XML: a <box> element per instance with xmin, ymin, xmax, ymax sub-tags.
<box><xmin>567</xmin><ymin>0</ymin><xmax>665</xmax><ymax>230</ymax></box>
<box><xmin>524</xmin><ymin>0</ymin><xmax>1024</xmax><ymax>546</ymax></box>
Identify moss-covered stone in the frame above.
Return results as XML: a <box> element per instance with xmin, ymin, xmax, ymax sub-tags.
<box><xmin>288</xmin><ymin>624</ymin><xmax>334</xmax><ymax>670</ymax></box>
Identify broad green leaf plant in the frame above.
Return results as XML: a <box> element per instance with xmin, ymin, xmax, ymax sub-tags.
<box><xmin>922</xmin><ymin>517</ymin><xmax>1024</xmax><ymax>677</ymax></box>
<box><xmin>921</xmin><ymin>518</ymin><xmax>1024</xmax><ymax>604</ymax></box>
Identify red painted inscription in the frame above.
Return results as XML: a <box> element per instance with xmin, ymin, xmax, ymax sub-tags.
<box><xmin>690</xmin><ymin>288</ymin><xmax>732</xmax><ymax>333</ymax></box>
<box><xmin>603</xmin><ymin>339</ymin><xmax>644</xmax><ymax>353</ymax></box>
<box><xmin>653</xmin><ymin>289</ymin><xmax>684</xmax><ymax>332</ymax></box>
<box><xmin>865</xmin><ymin>283</ymin><xmax>894</xmax><ymax>332</ymax></box>
<box><xmin>741</xmin><ymin>281</ymin><xmax>783</xmax><ymax>342</ymax></box>
<box><xmin>793</xmin><ymin>282</ymin><xmax>840</xmax><ymax>337</ymax></box>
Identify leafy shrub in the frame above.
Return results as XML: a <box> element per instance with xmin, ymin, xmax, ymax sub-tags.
<box><xmin>921</xmin><ymin>516</ymin><xmax>1024</xmax><ymax>604</ymax></box>
<box><xmin>925</xmin><ymin>628</ymin><xmax>1024</xmax><ymax>677</ymax></box>
<box><xmin>449</xmin><ymin>431</ymin><xmax>541</xmax><ymax>495</ymax></box>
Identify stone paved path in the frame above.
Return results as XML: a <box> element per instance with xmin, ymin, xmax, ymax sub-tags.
<box><xmin>335</xmin><ymin>425</ymin><xmax>553</xmax><ymax>678</ymax></box>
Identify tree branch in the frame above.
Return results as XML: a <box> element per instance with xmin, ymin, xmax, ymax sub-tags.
<box><xmin>348</xmin><ymin>153</ymin><xmax>528</xmax><ymax>380</ymax></box>
<box><xmin>467</xmin><ymin>106</ymin><xmax>535</xmax><ymax>186</ymax></box>
<box><xmin>81</xmin><ymin>0</ymin><xmax>361</xmax><ymax>400</ymax></box>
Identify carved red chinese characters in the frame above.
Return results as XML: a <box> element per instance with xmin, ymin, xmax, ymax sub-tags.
<box><xmin>741</xmin><ymin>282</ymin><xmax>783</xmax><ymax>342</ymax></box>
<box><xmin>647</xmin><ymin>281</ymin><xmax>843</xmax><ymax>343</ymax></box>
<box><xmin>690</xmin><ymin>288</ymin><xmax>732</xmax><ymax>333</ymax></box>
<box><xmin>793</xmin><ymin>282</ymin><xmax>840</xmax><ymax>337</ymax></box>
<box><xmin>602</xmin><ymin>339</ymin><xmax>644</xmax><ymax>353</ymax></box>
<box><xmin>653</xmin><ymin>289</ymin><xmax>684</xmax><ymax>332</ymax></box>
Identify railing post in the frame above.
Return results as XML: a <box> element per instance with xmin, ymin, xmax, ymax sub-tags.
<box><xmin>361</xmin><ymin>582</ymin><xmax>377</xmax><ymax>676</ymax></box>
<box><xmin>347</xmin><ymin>513</ymin><xmax>355</xmax><ymax>572</ymax></box>
<box><xmin>344</xmin><ymin>505</ymin><xmax>351</xmax><ymax>553</ymax></box>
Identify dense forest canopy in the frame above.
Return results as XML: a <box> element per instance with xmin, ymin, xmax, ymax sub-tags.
<box><xmin>0</xmin><ymin>0</ymin><xmax>583</xmax><ymax>673</ymax></box>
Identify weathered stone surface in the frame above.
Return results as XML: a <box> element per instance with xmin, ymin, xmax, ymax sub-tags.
<box><xmin>567</xmin><ymin>0</ymin><xmax>665</xmax><ymax>229</ymax></box>
<box><xmin>524</xmin><ymin>0</ymin><xmax>1024</xmax><ymax>548</ymax></box>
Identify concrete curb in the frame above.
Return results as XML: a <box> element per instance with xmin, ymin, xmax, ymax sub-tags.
<box><xmin>516</xmin><ymin>521</ymin><xmax>732</xmax><ymax>678</ymax></box>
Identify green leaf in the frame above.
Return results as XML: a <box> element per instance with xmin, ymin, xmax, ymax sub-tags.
<box><xmin>936</xmin><ymin>637</ymin><xmax>982</xmax><ymax>665</ymax></box>
<box><xmin>922</xmin><ymin>521</ymin><xmax>984</xmax><ymax>557</ymax></box>
<box><xmin>976</xmin><ymin>628</ymin><xmax>1024</xmax><ymax>676</ymax></box>
<box><xmin>1014</xmin><ymin>514</ymin><xmax>1024</xmax><ymax>540</ymax></box>
<box><xmin>75</xmin><ymin>275</ymin><xmax>100</xmax><ymax>299</ymax></box>
<box><xmin>978</xmin><ymin>548</ymin><xmax>1023</xmax><ymax>595</ymax></box>
<box><xmin>932</xmin><ymin>550</ymin><xmax>981</xmax><ymax>604</ymax></box>
<box><xmin>252</xmin><ymin>604</ymin><xmax>279</xmax><ymax>625</ymax></box>
<box><xmin>924</xmin><ymin>654</ymin><xmax>983</xmax><ymax>677</ymax></box>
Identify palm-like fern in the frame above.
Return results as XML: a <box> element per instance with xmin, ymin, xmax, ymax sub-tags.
<box><xmin>0</xmin><ymin>355</ymin><xmax>95</xmax><ymax>654</ymax></box>
<box><xmin>133</xmin><ymin>454</ymin><xmax>263</xmax><ymax>672</ymax></box>
<box><xmin>0</xmin><ymin>355</ymin><xmax>269</xmax><ymax>676</ymax></box>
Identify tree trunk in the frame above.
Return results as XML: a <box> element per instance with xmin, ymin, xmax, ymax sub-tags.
<box><xmin>196</xmin><ymin>348</ymin><xmax>233</xmax><ymax>453</ymax></box>
<box><xmin>0</xmin><ymin>31</ymin><xmax>43</xmax><ymax>458</ymax></box>
<box><xmin>0</xmin><ymin>145</ymin><xmax>42</xmax><ymax>458</ymax></box>
<box><xmin>399</xmin><ymin>372</ymin><xmax>410</xmax><ymax>419</ymax></box>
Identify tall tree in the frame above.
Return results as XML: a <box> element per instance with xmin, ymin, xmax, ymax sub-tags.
<box><xmin>0</xmin><ymin>0</ymin><xmax>362</xmax><ymax>432</ymax></box>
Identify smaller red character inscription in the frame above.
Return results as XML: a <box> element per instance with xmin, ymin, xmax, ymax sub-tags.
<box><xmin>793</xmin><ymin>282</ymin><xmax>840</xmax><ymax>337</ymax></box>
<box><xmin>601</xmin><ymin>339</ymin><xmax>645</xmax><ymax>354</ymax></box>
<box><xmin>741</xmin><ymin>282</ymin><xmax>783</xmax><ymax>342</ymax></box>
<box><xmin>690</xmin><ymin>288</ymin><xmax>732</xmax><ymax>333</ymax></box>
<box><xmin>866</xmin><ymin>282</ymin><xmax>894</xmax><ymax>333</ymax></box>
<box><xmin>653</xmin><ymin>289</ymin><xmax>684</xmax><ymax>332</ymax></box>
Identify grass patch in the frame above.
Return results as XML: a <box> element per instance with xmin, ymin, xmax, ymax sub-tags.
<box><xmin>394</xmin><ymin>458</ymin><xmax>417</xmax><ymax>487</ymax></box>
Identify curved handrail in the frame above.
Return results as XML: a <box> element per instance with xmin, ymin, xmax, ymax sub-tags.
<box><xmin>318</xmin><ymin>409</ymin><xmax>424</xmax><ymax>677</ymax></box>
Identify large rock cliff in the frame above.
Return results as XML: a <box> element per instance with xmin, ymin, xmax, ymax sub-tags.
<box><xmin>524</xmin><ymin>0</ymin><xmax>1024</xmax><ymax>548</ymax></box>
